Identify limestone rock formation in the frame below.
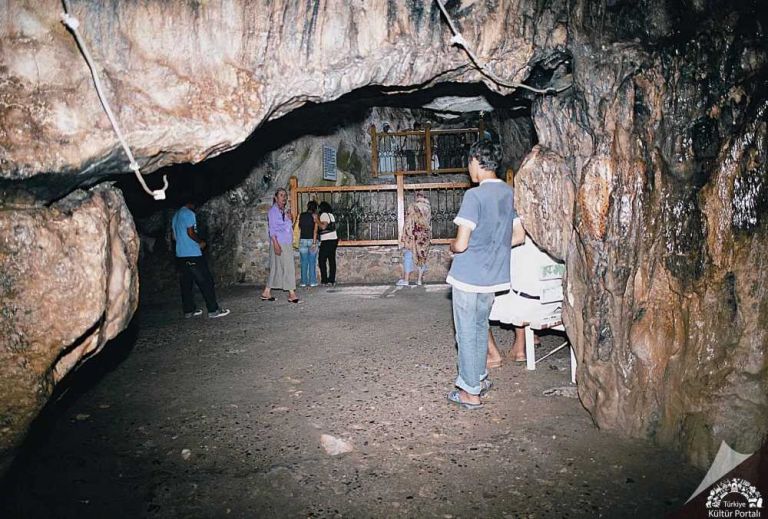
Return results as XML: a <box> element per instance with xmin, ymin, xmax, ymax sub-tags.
<box><xmin>0</xmin><ymin>185</ymin><xmax>139</xmax><ymax>473</ymax></box>
<box><xmin>518</xmin><ymin>2</ymin><xmax>768</xmax><ymax>467</ymax></box>
<box><xmin>1</xmin><ymin>0</ymin><xmax>543</xmax><ymax>198</ymax></box>
<box><xmin>0</xmin><ymin>0</ymin><xmax>766</xmax><ymax>471</ymax></box>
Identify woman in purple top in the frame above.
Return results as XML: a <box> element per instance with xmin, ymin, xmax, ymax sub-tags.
<box><xmin>261</xmin><ymin>187</ymin><xmax>301</xmax><ymax>303</ymax></box>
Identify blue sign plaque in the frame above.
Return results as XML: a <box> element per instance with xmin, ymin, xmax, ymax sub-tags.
<box><xmin>323</xmin><ymin>145</ymin><xmax>337</xmax><ymax>181</ymax></box>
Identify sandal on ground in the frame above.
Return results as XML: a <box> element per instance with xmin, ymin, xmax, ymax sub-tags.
<box><xmin>446</xmin><ymin>390</ymin><xmax>483</xmax><ymax>410</ymax></box>
<box><xmin>260</xmin><ymin>296</ymin><xmax>276</xmax><ymax>301</ymax></box>
<box><xmin>479</xmin><ymin>378</ymin><xmax>493</xmax><ymax>397</ymax></box>
<box><xmin>288</xmin><ymin>298</ymin><xmax>303</xmax><ymax>304</ymax></box>
<box><xmin>486</xmin><ymin>359</ymin><xmax>503</xmax><ymax>369</ymax></box>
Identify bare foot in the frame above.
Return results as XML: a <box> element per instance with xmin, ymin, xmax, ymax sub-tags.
<box><xmin>508</xmin><ymin>349</ymin><xmax>526</xmax><ymax>362</ymax></box>
<box><xmin>458</xmin><ymin>389</ymin><xmax>481</xmax><ymax>405</ymax></box>
<box><xmin>486</xmin><ymin>357</ymin><xmax>503</xmax><ymax>369</ymax></box>
<box><xmin>487</xmin><ymin>329</ymin><xmax>503</xmax><ymax>368</ymax></box>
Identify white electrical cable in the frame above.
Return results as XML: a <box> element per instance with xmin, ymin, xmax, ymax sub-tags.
<box><xmin>61</xmin><ymin>0</ymin><xmax>168</xmax><ymax>200</ymax></box>
<box><xmin>434</xmin><ymin>0</ymin><xmax>572</xmax><ymax>95</ymax></box>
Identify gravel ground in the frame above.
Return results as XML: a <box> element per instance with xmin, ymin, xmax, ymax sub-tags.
<box><xmin>1</xmin><ymin>284</ymin><xmax>703</xmax><ymax>518</ymax></box>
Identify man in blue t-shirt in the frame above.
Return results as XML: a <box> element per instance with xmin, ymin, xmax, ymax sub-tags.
<box><xmin>172</xmin><ymin>200</ymin><xmax>230</xmax><ymax>319</ymax></box>
<box><xmin>446</xmin><ymin>139</ymin><xmax>525</xmax><ymax>409</ymax></box>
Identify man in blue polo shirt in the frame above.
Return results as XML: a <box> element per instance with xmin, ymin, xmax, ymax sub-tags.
<box><xmin>446</xmin><ymin>139</ymin><xmax>525</xmax><ymax>409</ymax></box>
<box><xmin>172</xmin><ymin>200</ymin><xmax>230</xmax><ymax>319</ymax></box>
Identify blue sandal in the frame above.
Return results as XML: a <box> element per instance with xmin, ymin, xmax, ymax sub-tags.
<box><xmin>447</xmin><ymin>390</ymin><xmax>483</xmax><ymax>410</ymax></box>
<box><xmin>479</xmin><ymin>378</ymin><xmax>493</xmax><ymax>397</ymax></box>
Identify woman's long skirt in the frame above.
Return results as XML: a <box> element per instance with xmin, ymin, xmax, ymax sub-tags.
<box><xmin>266</xmin><ymin>241</ymin><xmax>296</xmax><ymax>291</ymax></box>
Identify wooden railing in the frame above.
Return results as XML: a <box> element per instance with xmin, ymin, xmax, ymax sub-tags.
<box><xmin>369</xmin><ymin>123</ymin><xmax>484</xmax><ymax>177</ymax></box>
<box><xmin>290</xmin><ymin>176</ymin><xmax>471</xmax><ymax>246</ymax></box>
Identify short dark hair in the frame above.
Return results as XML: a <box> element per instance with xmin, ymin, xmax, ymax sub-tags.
<box><xmin>180</xmin><ymin>193</ymin><xmax>198</xmax><ymax>207</ymax></box>
<box><xmin>307</xmin><ymin>200</ymin><xmax>318</xmax><ymax>212</ymax></box>
<box><xmin>467</xmin><ymin>136</ymin><xmax>502</xmax><ymax>174</ymax></box>
<box><xmin>318</xmin><ymin>201</ymin><xmax>333</xmax><ymax>214</ymax></box>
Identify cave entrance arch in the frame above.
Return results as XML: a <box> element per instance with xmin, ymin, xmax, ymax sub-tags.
<box><xmin>118</xmin><ymin>80</ymin><xmax>574</xmax><ymax>384</ymax></box>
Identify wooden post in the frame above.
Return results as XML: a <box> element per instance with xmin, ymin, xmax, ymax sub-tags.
<box><xmin>478</xmin><ymin>117</ymin><xmax>485</xmax><ymax>139</ymax></box>
<box><xmin>289</xmin><ymin>176</ymin><xmax>298</xmax><ymax>223</ymax></box>
<box><xmin>369</xmin><ymin>125</ymin><xmax>379</xmax><ymax>178</ymax></box>
<box><xmin>396</xmin><ymin>173</ymin><xmax>405</xmax><ymax>243</ymax></box>
<box><xmin>424</xmin><ymin>124</ymin><xmax>432</xmax><ymax>175</ymax></box>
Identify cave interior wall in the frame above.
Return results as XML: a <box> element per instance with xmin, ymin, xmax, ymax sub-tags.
<box><xmin>130</xmin><ymin>99</ymin><xmax>537</xmax><ymax>289</ymax></box>
<box><xmin>0</xmin><ymin>0</ymin><xmax>766</xmax><ymax>472</ymax></box>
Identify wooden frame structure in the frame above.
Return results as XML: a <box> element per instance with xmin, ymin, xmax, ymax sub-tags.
<box><xmin>369</xmin><ymin>122</ymin><xmax>485</xmax><ymax>177</ymax></box>
<box><xmin>290</xmin><ymin>176</ymin><xmax>471</xmax><ymax>247</ymax></box>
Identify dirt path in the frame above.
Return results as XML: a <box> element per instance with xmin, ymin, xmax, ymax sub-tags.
<box><xmin>1</xmin><ymin>284</ymin><xmax>702</xmax><ymax>518</ymax></box>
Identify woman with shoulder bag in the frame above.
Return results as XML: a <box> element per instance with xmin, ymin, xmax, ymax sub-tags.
<box><xmin>261</xmin><ymin>188</ymin><xmax>301</xmax><ymax>303</ymax></box>
<box><xmin>317</xmin><ymin>201</ymin><xmax>338</xmax><ymax>286</ymax></box>
<box><xmin>298</xmin><ymin>200</ymin><xmax>319</xmax><ymax>287</ymax></box>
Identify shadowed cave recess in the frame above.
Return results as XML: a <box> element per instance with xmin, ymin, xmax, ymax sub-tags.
<box><xmin>0</xmin><ymin>0</ymin><xmax>767</xmax><ymax>510</ymax></box>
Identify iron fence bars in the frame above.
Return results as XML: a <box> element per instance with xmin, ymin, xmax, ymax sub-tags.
<box><xmin>290</xmin><ymin>176</ymin><xmax>471</xmax><ymax>246</ymax></box>
<box><xmin>369</xmin><ymin>124</ymin><xmax>484</xmax><ymax>177</ymax></box>
<box><xmin>430</xmin><ymin>128</ymin><xmax>484</xmax><ymax>173</ymax></box>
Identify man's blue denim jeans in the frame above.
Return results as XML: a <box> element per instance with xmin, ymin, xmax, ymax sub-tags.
<box><xmin>452</xmin><ymin>286</ymin><xmax>493</xmax><ymax>395</ymax></box>
<box><xmin>298</xmin><ymin>239</ymin><xmax>318</xmax><ymax>286</ymax></box>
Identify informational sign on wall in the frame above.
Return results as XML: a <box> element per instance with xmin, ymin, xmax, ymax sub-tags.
<box><xmin>323</xmin><ymin>145</ymin><xmax>337</xmax><ymax>181</ymax></box>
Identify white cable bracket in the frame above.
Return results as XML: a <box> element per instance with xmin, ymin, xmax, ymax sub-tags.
<box><xmin>434</xmin><ymin>0</ymin><xmax>572</xmax><ymax>95</ymax></box>
<box><xmin>450</xmin><ymin>34</ymin><xmax>467</xmax><ymax>48</ymax></box>
<box><xmin>129</xmin><ymin>161</ymin><xmax>168</xmax><ymax>200</ymax></box>
<box><xmin>60</xmin><ymin>12</ymin><xmax>79</xmax><ymax>30</ymax></box>
<box><xmin>60</xmin><ymin>0</ymin><xmax>169</xmax><ymax>200</ymax></box>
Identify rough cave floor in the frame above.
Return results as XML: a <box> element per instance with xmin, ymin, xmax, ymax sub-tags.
<box><xmin>1</xmin><ymin>284</ymin><xmax>703</xmax><ymax>518</ymax></box>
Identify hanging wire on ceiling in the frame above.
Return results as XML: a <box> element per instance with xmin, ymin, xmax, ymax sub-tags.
<box><xmin>60</xmin><ymin>0</ymin><xmax>168</xmax><ymax>200</ymax></box>
<box><xmin>433</xmin><ymin>0</ymin><xmax>572</xmax><ymax>95</ymax></box>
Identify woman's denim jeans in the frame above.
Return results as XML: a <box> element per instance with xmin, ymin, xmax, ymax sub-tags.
<box><xmin>451</xmin><ymin>287</ymin><xmax>493</xmax><ymax>395</ymax></box>
<box><xmin>298</xmin><ymin>239</ymin><xmax>318</xmax><ymax>286</ymax></box>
